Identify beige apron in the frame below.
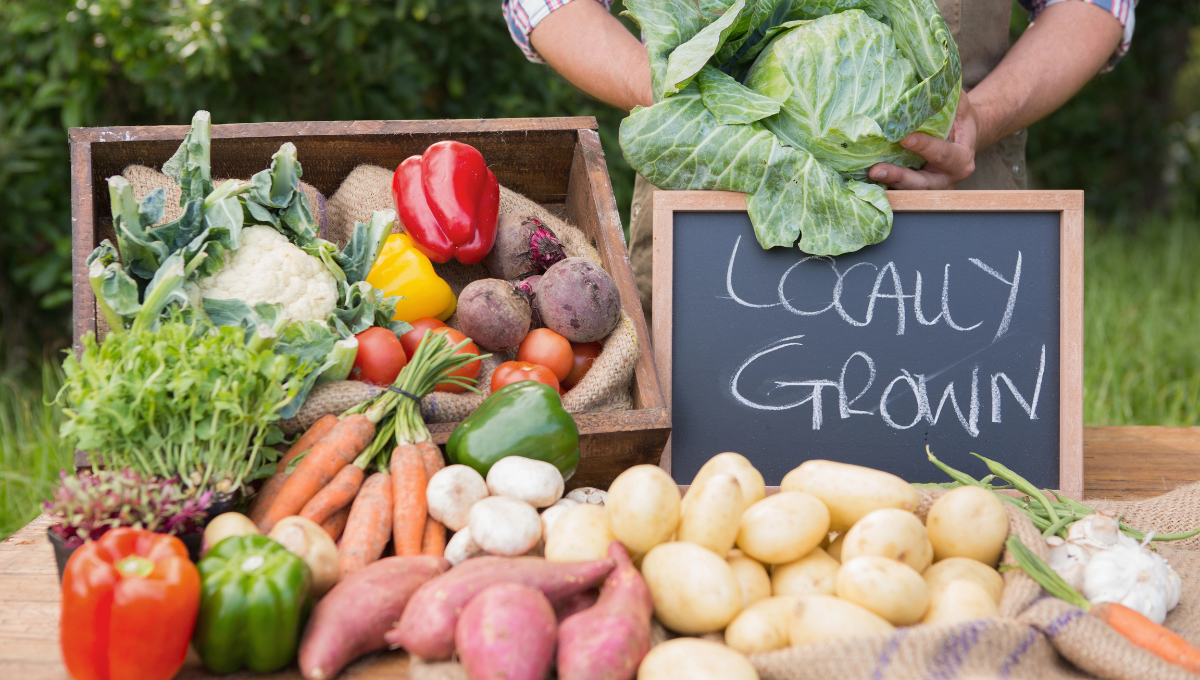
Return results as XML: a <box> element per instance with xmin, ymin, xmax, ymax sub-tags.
<box><xmin>628</xmin><ymin>0</ymin><xmax>1024</xmax><ymax>323</ymax></box>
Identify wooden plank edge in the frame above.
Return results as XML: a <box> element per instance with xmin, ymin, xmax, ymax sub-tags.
<box><xmin>574</xmin><ymin>129</ymin><xmax>667</xmax><ymax>413</ymax></box>
<box><xmin>652</xmin><ymin>195</ymin><xmax>676</xmax><ymax>475</ymax></box>
<box><xmin>652</xmin><ymin>190</ymin><xmax>1085</xmax><ymax>213</ymax></box>
<box><xmin>70</xmin><ymin>138</ymin><xmax>97</xmax><ymax>353</ymax></box>
<box><xmin>68</xmin><ymin>117</ymin><xmax>600</xmax><ymax>144</ymax></box>
<box><xmin>1060</xmin><ymin>207</ymin><xmax>1085</xmax><ymax>499</ymax></box>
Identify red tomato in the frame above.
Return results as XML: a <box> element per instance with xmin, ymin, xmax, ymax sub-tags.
<box><xmin>351</xmin><ymin>327</ymin><xmax>408</xmax><ymax>385</ymax></box>
<box><xmin>490</xmin><ymin>361</ymin><xmax>560</xmax><ymax>393</ymax></box>
<box><xmin>561</xmin><ymin>341</ymin><xmax>602</xmax><ymax>390</ymax></box>
<box><xmin>400</xmin><ymin>317</ymin><xmax>449</xmax><ymax>358</ymax></box>
<box><xmin>433</xmin><ymin>328</ymin><xmax>482</xmax><ymax>394</ymax></box>
<box><xmin>516</xmin><ymin>328</ymin><xmax>573</xmax><ymax>381</ymax></box>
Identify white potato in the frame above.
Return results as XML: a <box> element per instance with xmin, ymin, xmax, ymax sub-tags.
<box><xmin>641</xmin><ymin>542</ymin><xmax>742</xmax><ymax>634</ymax></box>
<box><xmin>840</xmin><ymin>508</ymin><xmax>933</xmax><ymax>573</ymax></box>
<box><xmin>268</xmin><ymin>516</ymin><xmax>339</xmax><ymax>596</ymax></box>
<box><xmin>540</xmin><ymin>497</ymin><xmax>579</xmax><ymax>538</ymax></box>
<box><xmin>545</xmin><ymin>504</ymin><xmax>615</xmax><ymax>562</ymax></box>
<box><xmin>638</xmin><ymin>638</ymin><xmax>758</xmax><ymax>680</ymax></box>
<box><xmin>203</xmin><ymin>512</ymin><xmax>259</xmax><ymax>556</ymax></box>
<box><xmin>771</xmin><ymin>547</ymin><xmax>839</xmax><ymax>597</ymax></box>
<box><xmin>780</xmin><ymin>460</ymin><xmax>919</xmax><ymax>532</ymax></box>
<box><xmin>725</xmin><ymin>596</ymin><xmax>798</xmax><ymax>654</ymax></box>
<box><xmin>445</xmin><ymin>527</ymin><xmax>485</xmax><ymax>565</ymax></box>
<box><xmin>727</xmin><ymin>550</ymin><xmax>771</xmax><ymax>609</ymax></box>
<box><xmin>566</xmin><ymin>487</ymin><xmax>607</xmax><ymax>505</ymax></box>
<box><xmin>926</xmin><ymin>486</ymin><xmax>1009</xmax><ymax>566</ymax></box>
<box><xmin>922</xmin><ymin>579</ymin><xmax>999</xmax><ymax>625</ymax></box>
<box><xmin>924</xmin><ymin>557</ymin><xmax>1005</xmax><ymax>604</ymax></box>
<box><xmin>426</xmin><ymin>465</ymin><xmax>489</xmax><ymax>531</ymax></box>
<box><xmin>678</xmin><ymin>473</ymin><xmax>744</xmax><ymax>555</ymax></box>
<box><xmin>485</xmin><ymin>456</ymin><xmax>564</xmax><ymax>508</ymax></box>
<box><xmin>607</xmin><ymin>465</ymin><xmax>681</xmax><ymax>555</ymax></box>
<box><xmin>826</xmin><ymin>532</ymin><xmax>845</xmax><ymax>562</ymax></box>
<box><xmin>468</xmin><ymin>496</ymin><xmax>542</xmax><ymax>556</ymax></box>
<box><xmin>736</xmin><ymin>491</ymin><xmax>830</xmax><ymax>564</ymax></box>
<box><xmin>789</xmin><ymin>595</ymin><xmax>894</xmax><ymax>647</ymax></box>
<box><xmin>835</xmin><ymin>556</ymin><xmax>929</xmax><ymax>625</ymax></box>
<box><xmin>681</xmin><ymin>452</ymin><xmax>766</xmax><ymax>515</ymax></box>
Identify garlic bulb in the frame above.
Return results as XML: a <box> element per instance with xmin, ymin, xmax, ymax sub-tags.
<box><xmin>1045</xmin><ymin>512</ymin><xmax>1182</xmax><ymax>625</ymax></box>
<box><xmin>1083</xmin><ymin>533</ymin><xmax>1182</xmax><ymax>625</ymax></box>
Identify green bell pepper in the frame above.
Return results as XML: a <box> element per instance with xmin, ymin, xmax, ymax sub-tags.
<box><xmin>447</xmin><ymin>380</ymin><xmax>580</xmax><ymax>480</ymax></box>
<box><xmin>193</xmin><ymin>534</ymin><xmax>311</xmax><ymax>674</ymax></box>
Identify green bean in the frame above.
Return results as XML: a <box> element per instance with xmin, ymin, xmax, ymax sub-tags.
<box><xmin>1042</xmin><ymin>515</ymin><xmax>1074</xmax><ymax>538</ymax></box>
<box><xmin>970</xmin><ymin>453</ymin><xmax>1061</xmax><ymax>525</ymax></box>
<box><xmin>926</xmin><ymin>447</ymin><xmax>987</xmax><ymax>487</ymax></box>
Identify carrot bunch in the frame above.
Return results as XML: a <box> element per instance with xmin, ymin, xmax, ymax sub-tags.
<box><xmin>249</xmin><ymin>329</ymin><xmax>487</xmax><ymax>580</ymax></box>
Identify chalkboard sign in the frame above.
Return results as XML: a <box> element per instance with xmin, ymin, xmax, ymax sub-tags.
<box><xmin>652</xmin><ymin>191</ymin><xmax>1083</xmax><ymax>495</ymax></box>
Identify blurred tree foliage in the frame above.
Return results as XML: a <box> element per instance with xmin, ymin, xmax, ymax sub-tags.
<box><xmin>3</xmin><ymin>0</ymin><xmax>1199</xmax><ymax>359</ymax></box>
<box><xmin>0</xmin><ymin>0</ymin><xmax>636</xmax><ymax>365</ymax></box>
<box><xmin>1013</xmin><ymin>0</ymin><xmax>1200</xmax><ymax>219</ymax></box>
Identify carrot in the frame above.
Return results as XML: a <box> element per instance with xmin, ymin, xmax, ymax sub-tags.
<box><xmin>416</xmin><ymin>440</ymin><xmax>447</xmax><ymax>556</ymax></box>
<box><xmin>337</xmin><ymin>472</ymin><xmax>394</xmax><ymax>578</ymax></box>
<box><xmin>322</xmin><ymin>505</ymin><xmax>351</xmax><ymax>542</ymax></box>
<box><xmin>257</xmin><ymin>414</ymin><xmax>376</xmax><ymax>533</ymax></box>
<box><xmin>280</xmin><ymin>414</ymin><xmax>340</xmax><ymax>473</ymax></box>
<box><xmin>300</xmin><ymin>463</ymin><xmax>366</xmax><ymax>525</ymax></box>
<box><xmin>390</xmin><ymin>445</ymin><xmax>428</xmax><ymax>557</ymax></box>
<box><xmin>421</xmin><ymin>517</ymin><xmax>447</xmax><ymax>557</ymax></box>
<box><xmin>1090</xmin><ymin>602</ymin><xmax>1200</xmax><ymax>673</ymax></box>
<box><xmin>248</xmin><ymin>472</ymin><xmax>289</xmax><ymax>526</ymax></box>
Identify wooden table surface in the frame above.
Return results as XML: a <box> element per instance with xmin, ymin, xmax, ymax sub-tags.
<box><xmin>5</xmin><ymin>426</ymin><xmax>1199</xmax><ymax>679</ymax></box>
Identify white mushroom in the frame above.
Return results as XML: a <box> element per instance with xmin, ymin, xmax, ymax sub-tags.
<box><xmin>486</xmin><ymin>457</ymin><xmax>564</xmax><ymax>508</ymax></box>
<box><xmin>445</xmin><ymin>527</ymin><xmax>486</xmax><ymax>566</ymax></box>
<box><xmin>469</xmin><ymin>496</ymin><xmax>543</xmax><ymax>557</ymax></box>
<box><xmin>427</xmin><ymin>465</ymin><xmax>490</xmax><ymax>531</ymax></box>
<box><xmin>566</xmin><ymin>487</ymin><xmax>608</xmax><ymax>506</ymax></box>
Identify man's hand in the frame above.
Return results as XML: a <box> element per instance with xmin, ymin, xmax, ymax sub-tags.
<box><xmin>868</xmin><ymin>91</ymin><xmax>978</xmax><ymax>190</ymax></box>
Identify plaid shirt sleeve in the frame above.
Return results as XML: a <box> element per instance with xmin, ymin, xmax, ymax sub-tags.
<box><xmin>503</xmin><ymin>0</ymin><xmax>615</xmax><ymax>64</ymax></box>
<box><xmin>1016</xmin><ymin>0</ymin><xmax>1135</xmax><ymax>70</ymax></box>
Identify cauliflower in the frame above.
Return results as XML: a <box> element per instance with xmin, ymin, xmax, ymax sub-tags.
<box><xmin>197</xmin><ymin>226</ymin><xmax>338</xmax><ymax>323</ymax></box>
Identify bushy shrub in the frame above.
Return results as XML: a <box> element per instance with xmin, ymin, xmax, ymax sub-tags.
<box><xmin>0</xmin><ymin>0</ymin><xmax>635</xmax><ymax>357</ymax></box>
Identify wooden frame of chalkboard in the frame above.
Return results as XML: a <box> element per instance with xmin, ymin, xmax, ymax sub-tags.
<box><xmin>652</xmin><ymin>190</ymin><xmax>1084</xmax><ymax>497</ymax></box>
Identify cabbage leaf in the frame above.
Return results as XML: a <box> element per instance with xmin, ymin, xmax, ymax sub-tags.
<box><xmin>620</xmin><ymin>0</ymin><xmax>960</xmax><ymax>255</ymax></box>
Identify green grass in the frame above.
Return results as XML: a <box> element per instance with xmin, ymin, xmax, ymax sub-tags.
<box><xmin>0</xmin><ymin>213</ymin><xmax>1196</xmax><ymax>539</ymax></box>
<box><xmin>1084</xmin><ymin>213</ymin><xmax>1200</xmax><ymax>425</ymax></box>
<box><xmin>0</xmin><ymin>363</ymin><xmax>73</xmax><ymax>538</ymax></box>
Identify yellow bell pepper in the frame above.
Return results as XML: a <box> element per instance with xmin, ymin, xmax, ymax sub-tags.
<box><xmin>366</xmin><ymin>233</ymin><xmax>457</xmax><ymax>322</ymax></box>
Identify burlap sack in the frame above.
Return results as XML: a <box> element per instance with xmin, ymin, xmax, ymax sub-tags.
<box><xmin>121</xmin><ymin>165</ymin><xmax>328</xmax><ymax>237</ymax></box>
<box><xmin>277</xmin><ymin>380</ymin><xmax>382</xmax><ymax>435</ymax></box>
<box><xmin>327</xmin><ymin>164</ymin><xmax>639</xmax><ymax>421</ymax></box>
<box><xmin>410</xmin><ymin>484</ymin><xmax>1200</xmax><ymax>680</ymax></box>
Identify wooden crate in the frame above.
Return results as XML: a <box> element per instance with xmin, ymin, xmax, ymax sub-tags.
<box><xmin>69</xmin><ymin>117</ymin><xmax>670</xmax><ymax>488</ymax></box>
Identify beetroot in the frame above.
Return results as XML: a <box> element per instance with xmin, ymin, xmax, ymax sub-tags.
<box><xmin>456</xmin><ymin>584</ymin><xmax>557</xmax><ymax>680</ymax></box>
<box><xmin>457</xmin><ymin>278</ymin><xmax>532</xmax><ymax>352</ymax></box>
<box><xmin>483</xmin><ymin>214</ymin><xmax>566</xmax><ymax>280</ymax></box>
<box><xmin>536</xmin><ymin>258</ymin><xmax>621</xmax><ymax>343</ymax></box>
<box><xmin>511</xmin><ymin>275</ymin><xmax>544</xmax><ymax>329</ymax></box>
<box><xmin>556</xmin><ymin>542</ymin><xmax>652</xmax><ymax>680</ymax></box>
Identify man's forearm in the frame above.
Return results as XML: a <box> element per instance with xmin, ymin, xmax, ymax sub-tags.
<box><xmin>530</xmin><ymin>0</ymin><xmax>654</xmax><ymax>112</ymax></box>
<box><xmin>969</xmin><ymin>1</ymin><xmax>1122</xmax><ymax>151</ymax></box>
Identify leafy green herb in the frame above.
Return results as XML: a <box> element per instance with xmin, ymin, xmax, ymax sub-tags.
<box><xmin>58</xmin><ymin>318</ymin><xmax>311</xmax><ymax>496</ymax></box>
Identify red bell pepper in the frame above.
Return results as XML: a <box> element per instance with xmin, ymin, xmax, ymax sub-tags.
<box><xmin>392</xmin><ymin>140</ymin><xmax>500</xmax><ymax>265</ymax></box>
<box><xmin>60</xmin><ymin>527</ymin><xmax>201</xmax><ymax>680</ymax></box>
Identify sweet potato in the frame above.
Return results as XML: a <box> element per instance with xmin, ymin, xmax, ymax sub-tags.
<box><xmin>299</xmin><ymin>555</ymin><xmax>449</xmax><ymax>680</ymax></box>
<box><xmin>483</xmin><ymin>214</ymin><xmax>565</xmax><ymax>280</ymax></box>
<box><xmin>555</xmin><ymin>588</ymin><xmax>600</xmax><ymax>621</ymax></box>
<box><xmin>536</xmin><ymin>258</ymin><xmax>620</xmax><ymax>343</ymax></box>
<box><xmin>385</xmin><ymin>555</ymin><xmax>615</xmax><ymax>660</ymax></box>
<box><xmin>457</xmin><ymin>278</ymin><xmax>532</xmax><ymax>352</ymax></box>
<box><xmin>456</xmin><ymin>583</ymin><xmax>557</xmax><ymax>680</ymax></box>
<box><xmin>556</xmin><ymin>542</ymin><xmax>652</xmax><ymax>680</ymax></box>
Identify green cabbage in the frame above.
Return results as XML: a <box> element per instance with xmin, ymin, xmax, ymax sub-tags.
<box><xmin>620</xmin><ymin>0</ymin><xmax>960</xmax><ymax>255</ymax></box>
